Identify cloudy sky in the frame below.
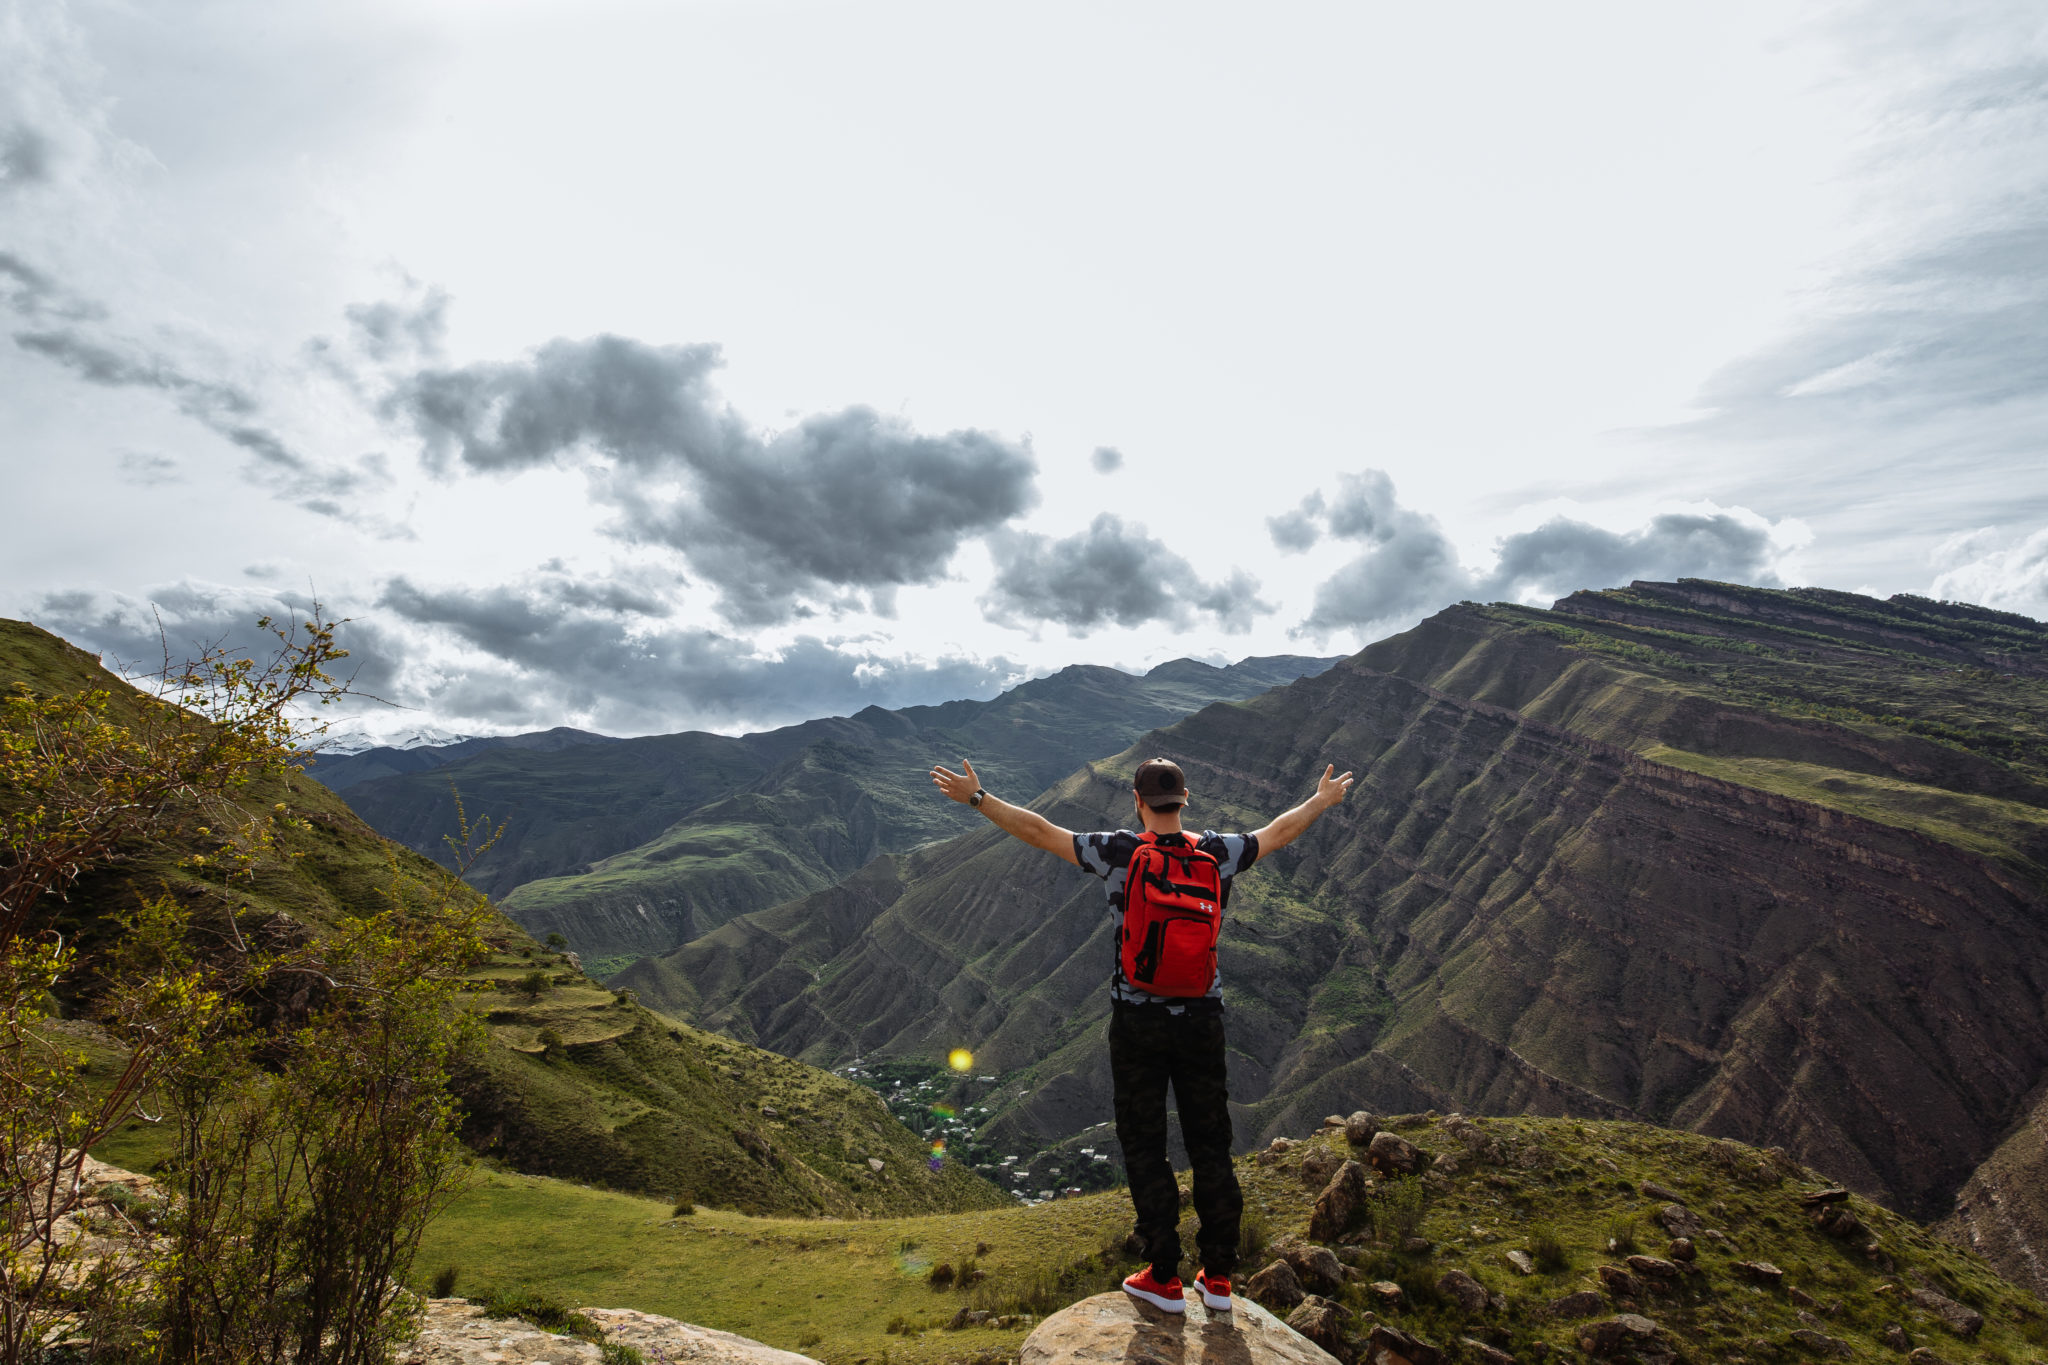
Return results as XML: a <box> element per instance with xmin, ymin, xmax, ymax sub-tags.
<box><xmin>3</xmin><ymin>0</ymin><xmax>2044</xmax><ymax>741</ymax></box>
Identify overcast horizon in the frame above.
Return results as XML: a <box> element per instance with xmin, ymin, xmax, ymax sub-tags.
<box><xmin>5</xmin><ymin>0</ymin><xmax>2046</xmax><ymax>742</ymax></box>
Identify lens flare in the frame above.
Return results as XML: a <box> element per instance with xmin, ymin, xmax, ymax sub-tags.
<box><xmin>930</xmin><ymin>1103</ymin><xmax>956</xmax><ymax>1119</ymax></box>
<box><xmin>947</xmin><ymin>1048</ymin><xmax>974</xmax><ymax>1072</ymax></box>
<box><xmin>928</xmin><ymin>1137</ymin><xmax>946</xmax><ymax>1172</ymax></box>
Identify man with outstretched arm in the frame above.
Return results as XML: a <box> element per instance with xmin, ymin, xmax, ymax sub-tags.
<box><xmin>930</xmin><ymin>754</ymin><xmax>1354</xmax><ymax>1314</ymax></box>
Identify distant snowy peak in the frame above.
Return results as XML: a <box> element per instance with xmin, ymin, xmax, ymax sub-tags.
<box><xmin>310</xmin><ymin>726</ymin><xmax>481</xmax><ymax>757</ymax></box>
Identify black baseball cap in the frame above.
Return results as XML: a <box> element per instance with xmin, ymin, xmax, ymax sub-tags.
<box><xmin>1133</xmin><ymin>758</ymin><xmax>1189</xmax><ymax>810</ymax></box>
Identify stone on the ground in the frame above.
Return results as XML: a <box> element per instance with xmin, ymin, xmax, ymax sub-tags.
<box><xmin>1367</xmin><ymin>1131</ymin><xmax>1421</xmax><ymax>1176</ymax></box>
<box><xmin>1247</xmin><ymin>1258</ymin><xmax>1307</xmax><ymax>1310</ymax></box>
<box><xmin>1799</xmin><ymin>1188</ymin><xmax>1851</xmax><ymax>1207</ymax></box>
<box><xmin>1789</xmin><ymin>1328</ymin><xmax>1854</xmax><ymax>1357</ymax></box>
<box><xmin>1364</xmin><ymin>1323</ymin><xmax>1442</xmax><ymax>1365</ymax></box>
<box><xmin>1625</xmin><ymin>1255</ymin><xmax>1679</xmax><ymax>1280</ymax></box>
<box><xmin>1299</xmin><ymin>1147</ymin><xmax>1343</xmax><ymax>1188</ymax></box>
<box><xmin>1019</xmin><ymin>1289</ymin><xmax>1339</xmax><ymax>1364</ymax></box>
<box><xmin>1666</xmin><ymin>1238</ymin><xmax>1695</xmax><ymax>1263</ymax></box>
<box><xmin>1595</xmin><ymin>1264</ymin><xmax>1642</xmax><ymax>1298</ymax></box>
<box><xmin>1308</xmin><ymin>1160</ymin><xmax>1373</xmax><ymax>1243</ymax></box>
<box><xmin>1271</xmin><ymin>1237</ymin><xmax>1346</xmax><ymax>1294</ymax></box>
<box><xmin>1656</xmin><ymin>1202</ymin><xmax>1701</xmax><ymax>1238</ymax></box>
<box><xmin>1504</xmin><ymin>1250</ymin><xmax>1535</xmax><ymax>1275</ymax></box>
<box><xmin>1880</xmin><ymin>1324</ymin><xmax>1910</xmax><ymax>1350</ymax></box>
<box><xmin>1257</xmin><ymin>1138</ymin><xmax>1296</xmax><ymax>1167</ymax></box>
<box><xmin>1322</xmin><ymin>1115</ymin><xmax>1347</xmax><ymax>1129</ymax></box>
<box><xmin>1458</xmin><ymin>1338</ymin><xmax>1514</xmax><ymax>1365</ymax></box>
<box><xmin>1577</xmin><ymin>1314</ymin><xmax>1660</xmax><ymax>1359</ymax></box>
<box><xmin>1436</xmin><ymin>1269</ymin><xmax>1491</xmax><ymax>1314</ymax></box>
<box><xmin>1640</xmin><ymin>1182</ymin><xmax>1682</xmax><ymax>1202</ymax></box>
<box><xmin>1285</xmin><ymin>1296</ymin><xmax>1348</xmax><ymax>1358</ymax></box>
<box><xmin>1547</xmin><ymin>1290</ymin><xmax>1604</xmax><ymax>1318</ymax></box>
<box><xmin>1345</xmin><ymin>1111</ymin><xmax>1379</xmax><ymax>1147</ymax></box>
<box><xmin>1906</xmin><ymin>1288</ymin><xmax>1983</xmax><ymax>1339</ymax></box>
<box><xmin>1368</xmin><ymin>1280</ymin><xmax>1405</xmax><ymax>1308</ymax></box>
<box><xmin>1906</xmin><ymin>1350</ymin><xmax>1953</xmax><ymax>1365</ymax></box>
<box><xmin>1734</xmin><ymin>1260</ymin><xmax>1785</xmax><ymax>1285</ymax></box>
<box><xmin>541</xmin><ymin>1307</ymin><xmax>817</xmax><ymax>1365</ymax></box>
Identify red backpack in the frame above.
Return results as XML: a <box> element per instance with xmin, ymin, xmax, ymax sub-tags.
<box><xmin>1118</xmin><ymin>832</ymin><xmax>1223</xmax><ymax>997</ymax></box>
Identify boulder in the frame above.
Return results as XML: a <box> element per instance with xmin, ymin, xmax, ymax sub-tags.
<box><xmin>1880</xmin><ymin>1324</ymin><xmax>1910</xmax><ymax>1350</ymax></box>
<box><xmin>1906</xmin><ymin>1351</ymin><xmax>1954</xmax><ymax>1365</ymax></box>
<box><xmin>1270</xmin><ymin>1238</ymin><xmax>1346</xmax><ymax>1295</ymax></box>
<box><xmin>1595</xmin><ymin>1264</ymin><xmax>1643</xmax><ymax>1298</ymax></box>
<box><xmin>579</xmin><ymin>1308</ymin><xmax>822</xmax><ymax>1365</ymax></box>
<box><xmin>1367</xmin><ymin>1131</ymin><xmax>1422</xmax><ymax>1176</ymax></box>
<box><xmin>1436</xmin><ymin>1269</ymin><xmax>1491</xmax><ymax>1315</ymax></box>
<box><xmin>1308</xmin><ymin>1161</ymin><xmax>1373</xmax><ymax>1243</ymax></box>
<box><xmin>1457</xmin><ymin>1339</ymin><xmax>1515</xmax><ymax>1365</ymax></box>
<box><xmin>1799</xmin><ymin>1188</ymin><xmax>1852</xmax><ymax>1207</ymax></box>
<box><xmin>1906</xmin><ymin>1288</ymin><xmax>1983</xmax><ymax>1339</ymax></box>
<box><xmin>1285</xmin><ymin>1297</ymin><xmax>1350</xmax><ymax>1360</ymax></box>
<box><xmin>1666</xmin><ymin>1238</ymin><xmax>1695</xmax><ymax>1264</ymax></box>
<box><xmin>1247</xmin><ymin>1258</ymin><xmax>1307</xmax><ymax>1310</ymax></box>
<box><xmin>1548</xmin><ymin>1291</ymin><xmax>1605</xmax><ymax>1318</ymax></box>
<box><xmin>1322</xmin><ymin>1114</ymin><xmax>1347</xmax><ymax>1129</ymax></box>
<box><xmin>1788</xmin><ymin>1329</ymin><xmax>1853</xmax><ymax>1357</ymax></box>
<box><xmin>1368</xmin><ymin>1281</ymin><xmax>1405</xmax><ymax>1309</ymax></box>
<box><xmin>1624</xmin><ymin>1255</ymin><xmax>1679</xmax><ymax>1280</ymax></box>
<box><xmin>1364</xmin><ymin>1325</ymin><xmax>1442</xmax><ymax>1365</ymax></box>
<box><xmin>1734</xmin><ymin>1260</ymin><xmax>1785</xmax><ymax>1286</ymax></box>
<box><xmin>404</xmin><ymin>1302</ymin><xmax>823</xmax><ymax>1365</ymax></box>
<box><xmin>1344</xmin><ymin>1111</ymin><xmax>1379</xmax><ymax>1147</ymax></box>
<box><xmin>1577</xmin><ymin>1314</ymin><xmax>1660</xmax><ymax>1359</ymax></box>
<box><xmin>1299</xmin><ymin>1147</ymin><xmax>1344</xmax><ymax>1189</ymax></box>
<box><xmin>1640</xmin><ymin>1182</ymin><xmax>1683</xmax><ymax>1202</ymax></box>
<box><xmin>1504</xmin><ymin>1250</ymin><xmax>1535</xmax><ymax>1276</ymax></box>
<box><xmin>1815</xmin><ymin>1207</ymin><xmax>1866</xmax><ymax>1241</ymax></box>
<box><xmin>1019</xmin><ymin>1290</ymin><xmax>1342</xmax><ymax>1365</ymax></box>
<box><xmin>1656</xmin><ymin>1202</ymin><xmax>1701</xmax><ymax>1238</ymax></box>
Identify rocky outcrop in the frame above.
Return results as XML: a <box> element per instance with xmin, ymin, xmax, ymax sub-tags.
<box><xmin>401</xmin><ymin>1300</ymin><xmax>820</xmax><ymax>1365</ymax></box>
<box><xmin>1018</xmin><ymin>1289</ymin><xmax>1340</xmax><ymax>1364</ymax></box>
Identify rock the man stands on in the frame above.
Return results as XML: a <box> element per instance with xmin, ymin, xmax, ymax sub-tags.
<box><xmin>930</xmin><ymin>753</ymin><xmax>1353</xmax><ymax>1314</ymax></box>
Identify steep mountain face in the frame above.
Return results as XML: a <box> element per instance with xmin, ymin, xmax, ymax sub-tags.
<box><xmin>620</xmin><ymin>583</ymin><xmax>2048</xmax><ymax>1257</ymax></box>
<box><xmin>331</xmin><ymin>655</ymin><xmax>1336</xmax><ymax>967</ymax></box>
<box><xmin>0</xmin><ymin>617</ymin><xmax>1005</xmax><ymax>1218</ymax></box>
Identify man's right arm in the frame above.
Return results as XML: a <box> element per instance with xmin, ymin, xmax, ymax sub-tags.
<box><xmin>931</xmin><ymin>759</ymin><xmax>1082</xmax><ymax>866</ymax></box>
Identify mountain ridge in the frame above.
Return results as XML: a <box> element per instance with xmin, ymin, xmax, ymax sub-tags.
<box><xmin>616</xmin><ymin>580</ymin><xmax>2048</xmax><ymax>1295</ymax></box>
<box><xmin>328</xmin><ymin>653</ymin><xmax>1338</xmax><ymax>968</ymax></box>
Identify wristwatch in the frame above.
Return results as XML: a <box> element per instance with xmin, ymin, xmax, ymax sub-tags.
<box><xmin>970</xmin><ymin>789</ymin><xmax>987</xmax><ymax>808</ymax></box>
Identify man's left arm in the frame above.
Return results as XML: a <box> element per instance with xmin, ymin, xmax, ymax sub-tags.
<box><xmin>1248</xmin><ymin>764</ymin><xmax>1354</xmax><ymax>855</ymax></box>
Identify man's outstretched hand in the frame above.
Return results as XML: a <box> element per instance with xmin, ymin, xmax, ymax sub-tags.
<box><xmin>1316</xmin><ymin>763</ymin><xmax>1356</xmax><ymax>807</ymax></box>
<box><xmin>931</xmin><ymin>758</ymin><xmax>981</xmax><ymax>805</ymax></box>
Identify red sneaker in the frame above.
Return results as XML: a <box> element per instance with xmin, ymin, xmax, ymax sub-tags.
<box><xmin>1122</xmin><ymin>1266</ymin><xmax>1185</xmax><ymax>1313</ymax></box>
<box><xmin>1194</xmin><ymin>1270</ymin><xmax>1232</xmax><ymax>1311</ymax></box>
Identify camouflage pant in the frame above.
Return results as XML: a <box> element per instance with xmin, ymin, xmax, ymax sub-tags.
<box><xmin>1109</xmin><ymin>1003</ymin><xmax>1241</xmax><ymax>1280</ymax></box>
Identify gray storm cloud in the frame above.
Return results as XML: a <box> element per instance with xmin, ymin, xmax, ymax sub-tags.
<box><xmin>1281</xmin><ymin>471</ymin><xmax>1791</xmax><ymax>637</ymax></box>
<box><xmin>982</xmin><ymin>513</ymin><xmax>1273</xmax><ymax>635</ymax></box>
<box><xmin>390</xmin><ymin>334</ymin><xmax>1042</xmax><ymax>625</ymax></box>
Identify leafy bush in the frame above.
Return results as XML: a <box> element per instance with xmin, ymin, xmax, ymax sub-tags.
<box><xmin>1237</xmin><ymin>1205</ymin><xmax>1271</xmax><ymax>1266</ymax></box>
<box><xmin>1370</xmin><ymin>1177</ymin><xmax>1427</xmax><ymax>1241</ymax></box>
<box><xmin>671</xmin><ymin>1199</ymin><xmax>695</xmax><ymax>1217</ymax></box>
<box><xmin>1606</xmin><ymin>1215</ymin><xmax>1640</xmax><ymax>1255</ymax></box>
<box><xmin>545</xmin><ymin>933</ymin><xmax>568</xmax><ymax>949</ymax></box>
<box><xmin>429</xmin><ymin>1266</ymin><xmax>461</xmax><ymax>1298</ymax></box>
<box><xmin>927</xmin><ymin>1261</ymin><xmax>956</xmax><ymax>1288</ymax></box>
<box><xmin>516</xmin><ymin>970</ymin><xmax>552</xmax><ymax>999</ymax></box>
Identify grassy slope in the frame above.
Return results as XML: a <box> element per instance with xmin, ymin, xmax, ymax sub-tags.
<box><xmin>2</xmin><ymin>617</ymin><xmax>1004</xmax><ymax>1218</ymax></box>
<box><xmin>415</xmin><ymin>1117</ymin><xmax>2048</xmax><ymax>1365</ymax></box>
<box><xmin>336</xmin><ymin>656</ymin><xmax>1336</xmax><ymax>966</ymax></box>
